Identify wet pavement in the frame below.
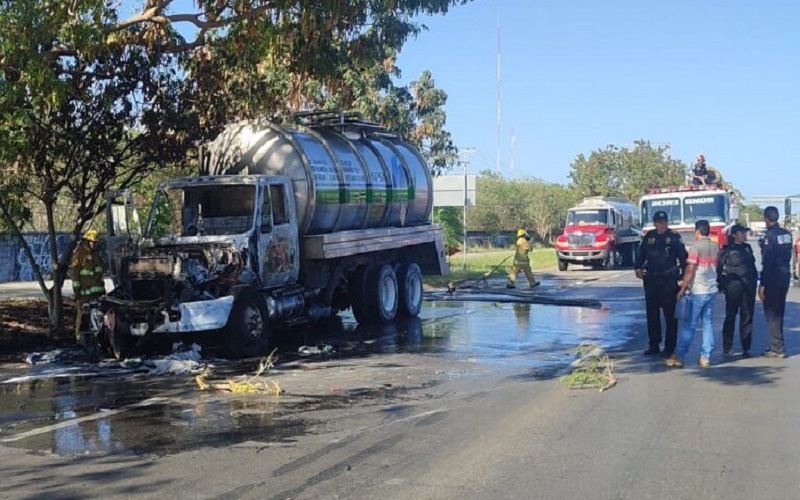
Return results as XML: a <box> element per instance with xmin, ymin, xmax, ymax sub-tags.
<box><xmin>0</xmin><ymin>268</ymin><xmax>644</xmax><ymax>459</ymax></box>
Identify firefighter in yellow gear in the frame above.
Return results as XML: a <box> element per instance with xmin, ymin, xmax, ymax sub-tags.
<box><xmin>70</xmin><ymin>229</ymin><xmax>105</xmax><ymax>342</ymax></box>
<box><xmin>507</xmin><ymin>229</ymin><xmax>541</xmax><ymax>289</ymax></box>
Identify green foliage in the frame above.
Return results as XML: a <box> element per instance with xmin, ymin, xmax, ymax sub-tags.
<box><xmin>183</xmin><ymin>4</ymin><xmax>462</xmax><ymax>173</ymax></box>
<box><xmin>739</xmin><ymin>203</ymin><xmax>765</xmax><ymax>224</ymax></box>
<box><xmin>433</xmin><ymin>207</ymin><xmax>463</xmax><ymax>248</ymax></box>
<box><xmin>468</xmin><ymin>173</ymin><xmax>578</xmax><ymax>244</ymax></box>
<box><xmin>568</xmin><ymin>141</ymin><xmax>687</xmax><ymax>203</ymax></box>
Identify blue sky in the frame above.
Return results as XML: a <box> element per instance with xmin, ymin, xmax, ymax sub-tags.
<box><xmin>395</xmin><ymin>0</ymin><xmax>799</xmax><ymax>200</ymax></box>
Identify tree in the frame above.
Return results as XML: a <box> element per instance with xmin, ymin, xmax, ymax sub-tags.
<box><xmin>569</xmin><ymin>141</ymin><xmax>686</xmax><ymax>203</ymax></box>
<box><xmin>433</xmin><ymin>207</ymin><xmax>463</xmax><ymax>249</ymax></box>
<box><xmin>0</xmin><ymin>0</ymin><xmax>470</xmax><ymax>332</ymax></box>
<box><xmin>738</xmin><ymin>204</ymin><xmax>765</xmax><ymax>225</ymax></box>
<box><xmin>1</xmin><ymin>1</ymin><xmax>193</xmax><ymax>333</ymax></box>
<box><xmin>468</xmin><ymin>172</ymin><xmax>577</xmax><ymax>244</ymax></box>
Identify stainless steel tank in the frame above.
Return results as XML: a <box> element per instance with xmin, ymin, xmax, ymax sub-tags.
<box><xmin>202</xmin><ymin>114</ymin><xmax>433</xmax><ymax>235</ymax></box>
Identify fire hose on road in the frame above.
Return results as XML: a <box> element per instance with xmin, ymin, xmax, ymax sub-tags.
<box><xmin>424</xmin><ymin>255</ymin><xmax>604</xmax><ymax>309</ymax></box>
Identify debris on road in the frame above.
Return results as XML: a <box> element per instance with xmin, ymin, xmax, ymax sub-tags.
<box><xmin>25</xmin><ymin>350</ymin><xmax>63</xmax><ymax>365</ymax></box>
<box><xmin>298</xmin><ymin>344</ymin><xmax>333</xmax><ymax>356</ymax></box>
<box><xmin>195</xmin><ymin>349</ymin><xmax>283</xmax><ymax>395</ymax></box>
<box><xmin>560</xmin><ymin>343</ymin><xmax>617</xmax><ymax>393</ymax></box>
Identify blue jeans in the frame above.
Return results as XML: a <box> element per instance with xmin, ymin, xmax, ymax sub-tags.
<box><xmin>676</xmin><ymin>293</ymin><xmax>716</xmax><ymax>360</ymax></box>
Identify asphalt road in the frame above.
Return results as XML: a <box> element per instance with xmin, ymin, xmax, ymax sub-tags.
<box><xmin>1</xmin><ymin>262</ymin><xmax>800</xmax><ymax>499</ymax></box>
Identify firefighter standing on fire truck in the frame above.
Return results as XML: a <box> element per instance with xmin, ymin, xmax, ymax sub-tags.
<box><xmin>635</xmin><ymin>211</ymin><xmax>688</xmax><ymax>356</ymax></box>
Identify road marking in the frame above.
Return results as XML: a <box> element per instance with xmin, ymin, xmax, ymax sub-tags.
<box><xmin>0</xmin><ymin>397</ymin><xmax>169</xmax><ymax>443</ymax></box>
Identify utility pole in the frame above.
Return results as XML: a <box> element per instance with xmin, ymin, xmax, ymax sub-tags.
<box><xmin>461</xmin><ymin>148</ymin><xmax>476</xmax><ymax>270</ymax></box>
<box><xmin>496</xmin><ymin>12</ymin><xmax>501</xmax><ymax>174</ymax></box>
<box><xmin>510</xmin><ymin>127</ymin><xmax>516</xmax><ymax>177</ymax></box>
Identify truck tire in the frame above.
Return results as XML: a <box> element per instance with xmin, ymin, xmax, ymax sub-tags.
<box><xmin>366</xmin><ymin>264</ymin><xmax>399</xmax><ymax>324</ymax></box>
<box><xmin>558</xmin><ymin>259</ymin><xmax>568</xmax><ymax>272</ymax></box>
<box><xmin>350</xmin><ymin>266</ymin><xmax>372</xmax><ymax>324</ymax></box>
<box><xmin>620</xmin><ymin>243</ymin><xmax>635</xmax><ymax>267</ymax></box>
<box><xmin>397</xmin><ymin>263</ymin><xmax>423</xmax><ymax>318</ymax></box>
<box><xmin>223</xmin><ymin>287</ymin><xmax>269</xmax><ymax>359</ymax></box>
<box><xmin>106</xmin><ymin>318</ymin><xmax>136</xmax><ymax>360</ymax></box>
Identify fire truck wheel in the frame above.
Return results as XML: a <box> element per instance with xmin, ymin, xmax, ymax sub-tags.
<box><xmin>398</xmin><ymin>263</ymin><xmax>423</xmax><ymax>317</ymax></box>
<box><xmin>558</xmin><ymin>259</ymin><xmax>568</xmax><ymax>272</ymax></box>
<box><xmin>223</xmin><ymin>286</ymin><xmax>270</xmax><ymax>359</ymax></box>
<box><xmin>603</xmin><ymin>251</ymin><xmax>616</xmax><ymax>270</ymax></box>
<box><xmin>350</xmin><ymin>266</ymin><xmax>373</xmax><ymax>324</ymax></box>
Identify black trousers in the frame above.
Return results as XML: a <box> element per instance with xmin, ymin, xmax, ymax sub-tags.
<box><xmin>644</xmin><ymin>278</ymin><xmax>679</xmax><ymax>354</ymax></box>
<box><xmin>722</xmin><ymin>279</ymin><xmax>756</xmax><ymax>352</ymax></box>
<box><xmin>764</xmin><ymin>279</ymin><xmax>790</xmax><ymax>353</ymax></box>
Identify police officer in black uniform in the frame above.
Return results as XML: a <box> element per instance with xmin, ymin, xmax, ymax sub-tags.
<box><xmin>635</xmin><ymin>210</ymin><xmax>688</xmax><ymax>356</ymax></box>
<box><xmin>717</xmin><ymin>224</ymin><xmax>758</xmax><ymax>356</ymax></box>
<box><xmin>759</xmin><ymin>206</ymin><xmax>793</xmax><ymax>358</ymax></box>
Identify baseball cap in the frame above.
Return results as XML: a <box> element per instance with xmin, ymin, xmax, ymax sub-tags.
<box><xmin>653</xmin><ymin>211</ymin><xmax>668</xmax><ymax>222</ymax></box>
<box><xmin>730</xmin><ymin>223</ymin><xmax>750</xmax><ymax>233</ymax></box>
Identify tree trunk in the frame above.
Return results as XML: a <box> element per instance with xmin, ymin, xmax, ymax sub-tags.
<box><xmin>46</xmin><ymin>285</ymin><xmax>66</xmax><ymax>336</ymax></box>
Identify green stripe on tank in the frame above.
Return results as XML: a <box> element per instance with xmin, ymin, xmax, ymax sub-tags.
<box><xmin>316</xmin><ymin>188</ymin><xmax>376</xmax><ymax>205</ymax></box>
<box><xmin>314</xmin><ymin>187</ymin><xmax>416</xmax><ymax>205</ymax></box>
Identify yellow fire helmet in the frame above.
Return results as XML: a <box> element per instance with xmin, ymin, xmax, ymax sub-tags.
<box><xmin>517</xmin><ymin>229</ymin><xmax>528</xmax><ymax>238</ymax></box>
<box><xmin>83</xmin><ymin>229</ymin><xmax>99</xmax><ymax>242</ymax></box>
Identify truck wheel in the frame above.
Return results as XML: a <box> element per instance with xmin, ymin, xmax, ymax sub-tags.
<box><xmin>621</xmin><ymin>243</ymin><xmax>635</xmax><ymax>267</ymax></box>
<box><xmin>350</xmin><ymin>266</ymin><xmax>372</xmax><ymax>324</ymax></box>
<box><xmin>558</xmin><ymin>259</ymin><xmax>568</xmax><ymax>272</ymax></box>
<box><xmin>105</xmin><ymin>314</ymin><xmax>136</xmax><ymax>360</ymax></box>
<box><xmin>223</xmin><ymin>287</ymin><xmax>269</xmax><ymax>359</ymax></box>
<box><xmin>398</xmin><ymin>263</ymin><xmax>423</xmax><ymax>318</ymax></box>
<box><xmin>603</xmin><ymin>251</ymin><xmax>616</xmax><ymax>270</ymax></box>
<box><xmin>367</xmin><ymin>264</ymin><xmax>399</xmax><ymax>323</ymax></box>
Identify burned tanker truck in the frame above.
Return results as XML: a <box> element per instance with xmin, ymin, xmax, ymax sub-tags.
<box><xmin>91</xmin><ymin>111</ymin><xmax>448</xmax><ymax>358</ymax></box>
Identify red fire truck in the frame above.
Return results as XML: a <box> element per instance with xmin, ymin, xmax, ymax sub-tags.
<box><xmin>639</xmin><ymin>184</ymin><xmax>739</xmax><ymax>249</ymax></box>
<box><xmin>555</xmin><ymin>197</ymin><xmax>642</xmax><ymax>271</ymax></box>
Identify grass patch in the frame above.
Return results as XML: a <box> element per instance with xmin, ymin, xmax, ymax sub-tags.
<box><xmin>425</xmin><ymin>248</ymin><xmax>556</xmax><ymax>288</ymax></box>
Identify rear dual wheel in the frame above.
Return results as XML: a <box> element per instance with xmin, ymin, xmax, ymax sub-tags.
<box><xmin>351</xmin><ymin>262</ymin><xmax>422</xmax><ymax>325</ymax></box>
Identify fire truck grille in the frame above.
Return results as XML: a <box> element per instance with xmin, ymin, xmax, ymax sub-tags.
<box><xmin>568</xmin><ymin>233</ymin><xmax>595</xmax><ymax>246</ymax></box>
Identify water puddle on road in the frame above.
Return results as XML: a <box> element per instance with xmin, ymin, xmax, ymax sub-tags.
<box><xmin>0</xmin><ymin>282</ymin><xmax>645</xmax><ymax>457</ymax></box>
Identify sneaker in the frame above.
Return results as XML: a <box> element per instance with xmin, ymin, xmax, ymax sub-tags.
<box><xmin>529</xmin><ymin>281</ymin><xmax>541</xmax><ymax>289</ymax></box>
<box><xmin>698</xmin><ymin>357</ymin><xmax>711</xmax><ymax>368</ymax></box>
<box><xmin>665</xmin><ymin>354</ymin><xmax>683</xmax><ymax>368</ymax></box>
<box><xmin>742</xmin><ymin>350</ymin><xmax>751</xmax><ymax>358</ymax></box>
<box><xmin>763</xmin><ymin>350</ymin><xmax>787</xmax><ymax>359</ymax></box>
<box><xmin>506</xmin><ymin>284</ymin><xmax>515</xmax><ymax>289</ymax></box>
<box><xmin>644</xmin><ymin>347</ymin><xmax>661</xmax><ymax>356</ymax></box>
<box><xmin>722</xmin><ymin>349</ymin><xmax>734</xmax><ymax>356</ymax></box>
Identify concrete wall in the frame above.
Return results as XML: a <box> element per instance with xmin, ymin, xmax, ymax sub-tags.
<box><xmin>0</xmin><ymin>234</ymin><xmax>71</xmax><ymax>283</ymax></box>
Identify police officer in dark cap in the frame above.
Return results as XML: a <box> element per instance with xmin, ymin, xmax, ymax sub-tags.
<box><xmin>717</xmin><ymin>223</ymin><xmax>758</xmax><ymax>356</ymax></box>
<box><xmin>635</xmin><ymin>210</ymin><xmax>688</xmax><ymax>356</ymax></box>
<box><xmin>759</xmin><ymin>206</ymin><xmax>793</xmax><ymax>358</ymax></box>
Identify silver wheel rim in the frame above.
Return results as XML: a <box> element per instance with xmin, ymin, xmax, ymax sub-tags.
<box><xmin>408</xmin><ymin>272</ymin><xmax>422</xmax><ymax>309</ymax></box>
<box><xmin>380</xmin><ymin>274</ymin><xmax>397</xmax><ymax>313</ymax></box>
<box><xmin>244</xmin><ymin>304</ymin><xmax>264</xmax><ymax>339</ymax></box>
